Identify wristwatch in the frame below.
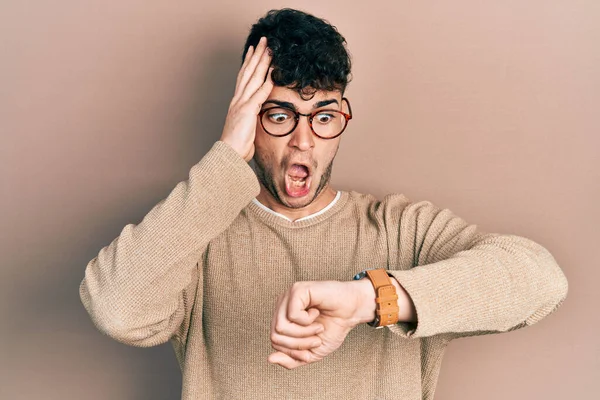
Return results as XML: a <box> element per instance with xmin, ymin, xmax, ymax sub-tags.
<box><xmin>353</xmin><ymin>268</ymin><xmax>399</xmax><ymax>328</ymax></box>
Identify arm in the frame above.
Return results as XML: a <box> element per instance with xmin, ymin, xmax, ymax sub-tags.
<box><xmin>382</xmin><ymin>195</ymin><xmax>569</xmax><ymax>339</ymax></box>
<box><xmin>267</xmin><ymin>195</ymin><xmax>569</xmax><ymax>369</ymax></box>
<box><xmin>80</xmin><ymin>37</ymin><xmax>275</xmax><ymax>347</ymax></box>
<box><xmin>79</xmin><ymin>141</ymin><xmax>260</xmax><ymax>347</ymax></box>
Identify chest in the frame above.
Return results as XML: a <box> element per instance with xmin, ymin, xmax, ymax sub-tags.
<box><xmin>206</xmin><ymin>217</ymin><xmax>389</xmax><ymax>295</ymax></box>
<box><xmin>201</xmin><ymin>217</ymin><xmax>389</xmax><ymax>331</ymax></box>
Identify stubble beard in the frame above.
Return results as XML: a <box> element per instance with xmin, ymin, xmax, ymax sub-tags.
<box><xmin>252</xmin><ymin>151</ymin><xmax>336</xmax><ymax>209</ymax></box>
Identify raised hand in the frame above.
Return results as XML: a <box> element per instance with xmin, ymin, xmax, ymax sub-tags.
<box><xmin>220</xmin><ymin>36</ymin><xmax>274</xmax><ymax>162</ymax></box>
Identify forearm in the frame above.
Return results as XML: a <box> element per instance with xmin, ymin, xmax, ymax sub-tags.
<box><xmin>388</xmin><ymin>233</ymin><xmax>569</xmax><ymax>339</ymax></box>
<box><xmin>80</xmin><ymin>141</ymin><xmax>260</xmax><ymax>345</ymax></box>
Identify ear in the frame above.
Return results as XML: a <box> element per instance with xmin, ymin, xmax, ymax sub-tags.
<box><xmin>341</xmin><ymin>97</ymin><xmax>352</xmax><ymax>117</ymax></box>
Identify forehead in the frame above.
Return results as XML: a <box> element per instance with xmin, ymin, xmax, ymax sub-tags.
<box><xmin>265</xmin><ymin>85</ymin><xmax>342</xmax><ymax>107</ymax></box>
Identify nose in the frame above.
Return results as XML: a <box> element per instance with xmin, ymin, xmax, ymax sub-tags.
<box><xmin>287</xmin><ymin>116</ymin><xmax>315</xmax><ymax>151</ymax></box>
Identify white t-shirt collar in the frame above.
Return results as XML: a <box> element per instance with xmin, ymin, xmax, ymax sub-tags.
<box><xmin>251</xmin><ymin>191</ymin><xmax>341</xmax><ymax>222</ymax></box>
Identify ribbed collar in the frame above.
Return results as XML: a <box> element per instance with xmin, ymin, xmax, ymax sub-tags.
<box><xmin>246</xmin><ymin>191</ymin><xmax>350</xmax><ymax>229</ymax></box>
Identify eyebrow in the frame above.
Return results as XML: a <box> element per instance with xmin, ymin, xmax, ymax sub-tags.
<box><xmin>262</xmin><ymin>99</ymin><xmax>339</xmax><ymax>110</ymax></box>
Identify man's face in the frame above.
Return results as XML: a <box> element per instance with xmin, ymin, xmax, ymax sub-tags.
<box><xmin>252</xmin><ymin>85</ymin><xmax>345</xmax><ymax>209</ymax></box>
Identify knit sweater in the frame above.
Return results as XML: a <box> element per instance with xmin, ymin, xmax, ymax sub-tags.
<box><xmin>79</xmin><ymin>141</ymin><xmax>569</xmax><ymax>400</ymax></box>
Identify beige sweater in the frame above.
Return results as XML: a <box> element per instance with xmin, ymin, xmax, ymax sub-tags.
<box><xmin>80</xmin><ymin>141</ymin><xmax>569</xmax><ymax>399</ymax></box>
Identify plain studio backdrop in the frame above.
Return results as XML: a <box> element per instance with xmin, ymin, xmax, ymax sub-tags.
<box><xmin>1</xmin><ymin>1</ymin><xmax>597</xmax><ymax>399</ymax></box>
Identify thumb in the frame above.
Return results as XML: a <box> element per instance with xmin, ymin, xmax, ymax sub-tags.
<box><xmin>305</xmin><ymin>307</ymin><xmax>320</xmax><ymax>323</ymax></box>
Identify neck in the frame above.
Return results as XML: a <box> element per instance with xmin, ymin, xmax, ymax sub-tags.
<box><xmin>255</xmin><ymin>185</ymin><xmax>337</xmax><ymax>222</ymax></box>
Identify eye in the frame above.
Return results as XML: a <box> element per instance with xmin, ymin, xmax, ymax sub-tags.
<box><xmin>314</xmin><ymin>112</ymin><xmax>334</xmax><ymax>124</ymax></box>
<box><xmin>266</xmin><ymin>109</ymin><xmax>294</xmax><ymax>124</ymax></box>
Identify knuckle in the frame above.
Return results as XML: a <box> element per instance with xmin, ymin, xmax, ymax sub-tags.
<box><xmin>227</xmin><ymin>103</ymin><xmax>239</xmax><ymax>114</ymax></box>
<box><xmin>288</xmin><ymin>311</ymin><xmax>302</xmax><ymax>323</ymax></box>
<box><xmin>274</xmin><ymin>322</ymin><xmax>286</xmax><ymax>334</ymax></box>
<box><xmin>241</xmin><ymin>104</ymin><xmax>256</xmax><ymax>114</ymax></box>
<box><xmin>304</xmin><ymin>352</ymin><xmax>317</xmax><ymax>363</ymax></box>
<box><xmin>291</xmin><ymin>350</ymin><xmax>310</xmax><ymax>363</ymax></box>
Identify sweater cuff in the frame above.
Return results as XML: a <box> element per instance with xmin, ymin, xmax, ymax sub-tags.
<box><xmin>191</xmin><ymin>140</ymin><xmax>261</xmax><ymax>208</ymax></box>
<box><xmin>386</xmin><ymin>266</ymin><xmax>457</xmax><ymax>339</ymax></box>
<box><xmin>385</xmin><ymin>269</ymin><xmax>422</xmax><ymax>338</ymax></box>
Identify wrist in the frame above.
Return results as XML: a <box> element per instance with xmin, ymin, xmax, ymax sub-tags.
<box><xmin>351</xmin><ymin>278</ymin><xmax>378</xmax><ymax>325</ymax></box>
<box><xmin>391</xmin><ymin>277</ymin><xmax>417</xmax><ymax>323</ymax></box>
<box><xmin>220</xmin><ymin>137</ymin><xmax>248</xmax><ymax>161</ymax></box>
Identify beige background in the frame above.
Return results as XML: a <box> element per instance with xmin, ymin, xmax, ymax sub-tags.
<box><xmin>1</xmin><ymin>1</ymin><xmax>598</xmax><ymax>399</ymax></box>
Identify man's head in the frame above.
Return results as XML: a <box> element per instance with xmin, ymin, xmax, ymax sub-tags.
<box><xmin>243</xmin><ymin>8</ymin><xmax>352</xmax><ymax>210</ymax></box>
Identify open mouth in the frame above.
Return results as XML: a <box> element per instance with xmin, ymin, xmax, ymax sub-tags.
<box><xmin>284</xmin><ymin>164</ymin><xmax>312</xmax><ymax>198</ymax></box>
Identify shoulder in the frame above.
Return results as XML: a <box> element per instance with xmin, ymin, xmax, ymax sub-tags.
<box><xmin>345</xmin><ymin>190</ymin><xmax>420</xmax><ymax>216</ymax></box>
<box><xmin>345</xmin><ymin>190</ymin><xmax>451</xmax><ymax>226</ymax></box>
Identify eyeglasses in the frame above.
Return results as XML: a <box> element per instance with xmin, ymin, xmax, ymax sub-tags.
<box><xmin>258</xmin><ymin>97</ymin><xmax>353</xmax><ymax>140</ymax></box>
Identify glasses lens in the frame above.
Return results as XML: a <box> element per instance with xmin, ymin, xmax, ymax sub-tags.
<box><xmin>261</xmin><ymin>108</ymin><xmax>296</xmax><ymax>136</ymax></box>
<box><xmin>312</xmin><ymin>111</ymin><xmax>347</xmax><ymax>138</ymax></box>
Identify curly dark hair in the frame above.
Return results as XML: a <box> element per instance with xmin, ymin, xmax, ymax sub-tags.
<box><xmin>242</xmin><ymin>8</ymin><xmax>352</xmax><ymax>99</ymax></box>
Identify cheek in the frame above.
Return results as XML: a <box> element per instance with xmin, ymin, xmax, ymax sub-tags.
<box><xmin>318</xmin><ymin>142</ymin><xmax>340</xmax><ymax>167</ymax></box>
<box><xmin>255</xmin><ymin>134</ymin><xmax>288</xmax><ymax>161</ymax></box>
<box><xmin>253</xmin><ymin>136</ymin><xmax>282</xmax><ymax>170</ymax></box>
<box><xmin>253</xmin><ymin>128</ymin><xmax>272</xmax><ymax>157</ymax></box>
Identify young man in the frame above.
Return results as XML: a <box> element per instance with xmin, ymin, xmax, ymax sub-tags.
<box><xmin>80</xmin><ymin>8</ymin><xmax>568</xmax><ymax>399</ymax></box>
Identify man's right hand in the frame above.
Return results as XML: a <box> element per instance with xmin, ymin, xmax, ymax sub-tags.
<box><xmin>220</xmin><ymin>36</ymin><xmax>274</xmax><ymax>162</ymax></box>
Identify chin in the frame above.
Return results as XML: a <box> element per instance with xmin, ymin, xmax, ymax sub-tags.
<box><xmin>278</xmin><ymin>179</ymin><xmax>317</xmax><ymax>209</ymax></box>
<box><xmin>280</xmin><ymin>188</ymin><xmax>314</xmax><ymax>208</ymax></box>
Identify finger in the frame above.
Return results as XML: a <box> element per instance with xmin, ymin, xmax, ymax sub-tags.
<box><xmin>249</xmin><ymin>67</ymin><xmax>275</xmax><ymax>110</ymax></box>
<box><xmin>231</xmin><ymin>45</ymin><xmax>256</xmax><ymax>106</ymax></box>
<box><xmin>271</xmin><ymin>344</ymin><xmax>313</xmax><ymax>363</ymax></box>
<box><xmin>273</xmin><ymin>293</ymin><xmax>323</xmax><ymax>337</ymax></box>
<box><xmin>273</xmin><ymin>319</ymin><xmax>324</xmax><ymax>338</ymax></box>
<box><xmin>271</xmin><ymin>331</ymin><xmax>321</xmax><ymax>350</ymax></box>
<box><xmin>234</xmin><ymin>45</ymin><xmax>254</xmax><ymax>94</ymax></box>
<box><xmin>240</xmin><ymin>46</ymin><xmax>273</xmax><ymax>102</ymax></box>
<box><xmin>235</xmin><ymin>36</ymin><xmax>268</xmax><ymax>99</ymax></box>
<box><xmin>268</xmin><ymin>350</ymin><xmax>310</xmax><ymax>369</ymax></box>
<box><xmin>270</xmin><ymin>345</ymin><xmax>318</xmax><ymax>364</ymax></box>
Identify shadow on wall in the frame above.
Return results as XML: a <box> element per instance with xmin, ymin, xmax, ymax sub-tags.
<box><xmin>7</xmin><ymin>42</ymin><xmax>244</xmax><ymax>400</ymax></box>
<box><xmin>176</xmin><ymin>42</ymin><xmax>247</xmax><ymax>162</ymax></box>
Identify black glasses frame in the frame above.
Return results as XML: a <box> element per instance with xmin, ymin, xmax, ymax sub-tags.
<box><xmin>258</xmin><ymin>97</ymin><xmax>353</xmax><ymax>140</ymax></box>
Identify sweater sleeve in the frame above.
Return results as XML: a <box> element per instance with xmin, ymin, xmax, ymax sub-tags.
<box><xmin>79</xmin><ymin>141</ymin><xmax>260</xmax><ymax>347</ymax></box>
<box><xmin>379</xmin><ymin>195</ymin><xmax>569</xmax><ymax>340</ymax></box>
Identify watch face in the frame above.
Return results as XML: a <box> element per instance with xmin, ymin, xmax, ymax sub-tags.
<box><xmin>352</xmin><ymin>271</ymin><xmax>366</xmax><ymax>280</ymax></box>
<box><xmin>353</xmin><ymin>268</ymin><xmax>378</xmax><ymax>280</ymax></box>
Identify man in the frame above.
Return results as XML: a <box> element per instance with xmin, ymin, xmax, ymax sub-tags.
<box><xmin>79</xmin><ymin>8</ymin><xmax>569</xmax><ymax>399</ymax></box>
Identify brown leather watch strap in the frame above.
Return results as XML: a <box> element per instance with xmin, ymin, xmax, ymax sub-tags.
<box><xmin>365</xmin><ymin>269</ymin><xmax>399</xmax><ymax>327</ymax></box>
